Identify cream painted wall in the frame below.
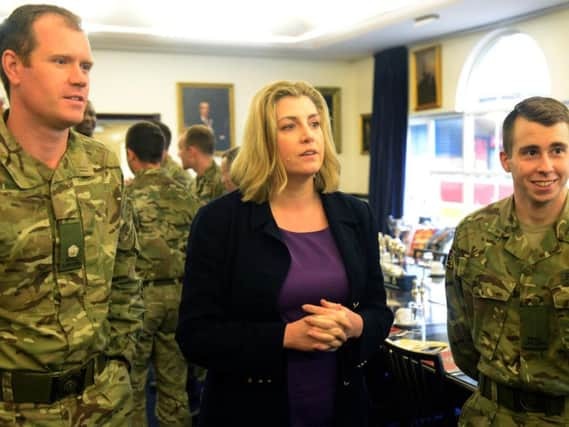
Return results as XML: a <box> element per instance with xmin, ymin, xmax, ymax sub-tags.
<box><xmin>89</xmin><ymin>50</ymin><xmax>370</xmax><ymax>193</ymax></box>
<box><xmin>344</xmin><ymin>56</ymin><xmax>375</xmax><ymax>194</ymax></box>
<box><xmin>408</xmin><ymin>7</ymin><xmax>569</xmax><ymax>115</ymax></box>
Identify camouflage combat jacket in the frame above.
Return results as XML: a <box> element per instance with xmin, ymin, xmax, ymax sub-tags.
<box><xmin>446</xmin><ymin>195</ymin><xmax>569</xmax><ymax>395</ymax></box>
<box><xmin>163</xmin><ymin>155</ymin><xmax>193</xmax><ymax>190</ymax></box>
<box><xmin>190</xmin><ymin>160</ymin><xmax>224</xmax><ymax>206</ymax></box>
<box><xmin>0</xmin><ymin>116</ymin><xmax>143</xmax><ymax>372</ymax></box>
<box><xmin>126</xmin><ymin>168</ymin><xmax>198</xmax><ymax>281</ymax></box>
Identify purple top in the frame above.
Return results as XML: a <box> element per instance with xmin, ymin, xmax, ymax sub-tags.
<box><xmin>278</xmin><ymin>228</ymin><xmax>349</xmax><ymax>427</ymax></box>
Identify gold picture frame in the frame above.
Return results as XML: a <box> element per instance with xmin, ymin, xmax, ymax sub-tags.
<box><xmin>315</xmin><ymin>86</ymin><xmax>342</xmax><ymax>153</ymax></box>
<box><xmin>177</xmin><ymin>82</ymin><xmax>235</xmax><ymax>154</ymax></box>
<box><xmin>411</xmin><ymin>45</ymin><xmax>442</xmax><ymax>111</ymax></box>
<box><xmin>360</xmin><ymin>113</ymin><xmax>372</xmax><ymax>154</ymax></box>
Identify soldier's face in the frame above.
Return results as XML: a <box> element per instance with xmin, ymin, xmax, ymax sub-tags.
<box><xmin>6</xmin><ymin>14</ymin><xmax>93</xmax><ymax>130</ymax></box>
<box><xmin>221</xmin><ymin>157</ymin><xmax>236</xmax><ymax>192</ymax></box>
<box><xmin>500</xmin><ymin>117</ymin><xmax>569</xmax><ymax>215</ymax></box>
<box><xmin>178</xmin><ymin>136</ymin><xmax>193</xmax><ymax>170</ymax></box>
<box><xmin>74</xmin><ymin>101</ymin><xmax>96</xmax><ymax>136</ymax></box>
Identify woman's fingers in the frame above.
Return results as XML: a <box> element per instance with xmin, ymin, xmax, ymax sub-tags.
<box><xmin>306</xmin><ymin>325</ymin><xmax>347</xmax><ymax>343</ymax></box>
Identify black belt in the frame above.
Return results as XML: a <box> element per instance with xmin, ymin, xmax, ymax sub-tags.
<box><xmin>0</xmin><ymin>354</ymin><xmax>107</xmax><ymax>404</ymax></box>
<box><xmin>143</xmin><ymin>277</ymin><xmax>182</xmax><ymax>287</ymax></box>
<box><xmin>479</xmin><ymin>373</ymin><xmax>566</xmax><ymax>416</ymax></box>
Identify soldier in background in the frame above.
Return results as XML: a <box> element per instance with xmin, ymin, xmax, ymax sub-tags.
<box><xmin>153</xmin><ymin>119</ymin><xmax>194</xmax><ymax>189</ymax></box>
<box><xmin>125</xmin><ymin>122</ymin><xmax>199</xmax><ymax>427</ymax></box>
<box><xmin>446</xmin><ymin>97</ymin><xmax>569</xmax><ymax>425</ymax></box>
<box><xmin>220</xmin><ymin>146</ymin><xmax>239</xmax><ymax>192</ymax></box>
<box><xmin>178</xmin><ymin>124</ymin><xmax>224</xmax><ymax>205</ymax></box>
<box><xmin>0</xmin><ymin>4</ymin><xmax>142</xmax><ymax>425</ymax></box>
<box><xmin>74</xmin><ymin>99</ymin><xmax>96</xmax><ymax>137</ymax></box>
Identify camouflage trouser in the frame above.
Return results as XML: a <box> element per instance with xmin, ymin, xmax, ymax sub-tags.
<box><xmin>0</xmin><ymin>359</ymin><xmax>133</xmax><ymax>426</ymax></box>
<box><xmin>131</xmin><ymin>284</ymin><xmax>191</xmax><ymax>427</ymax></box>
<box><xmin>459</xmin><ymin>391</ymin><xmax>569</xmax><ymax>426</ymax></box>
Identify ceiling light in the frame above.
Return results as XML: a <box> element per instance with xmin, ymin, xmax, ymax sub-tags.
<box><xmin>414</xmin><ymin>13</ymin><xmax>440</xmax><ymax>27</ymax></box>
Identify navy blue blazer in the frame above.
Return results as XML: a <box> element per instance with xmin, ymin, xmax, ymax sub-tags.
<box><xmin>176</xmin><ymin>190</ymin><xmax>393</xmax><ymax>427</ymax></box>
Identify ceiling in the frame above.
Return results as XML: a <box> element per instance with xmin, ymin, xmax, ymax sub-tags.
<box><xmin>1</xmin><ymin>0</ymin><xmax>569</xmax><ymax>61</ymax></box>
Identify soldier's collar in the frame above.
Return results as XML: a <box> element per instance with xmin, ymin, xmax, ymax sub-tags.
<box><xmin>493</xmin><ymin>194</ymin><xmax>569</xmax><ymax>243</ymax></box>
<box><xmin>555</xmin><ymin>194</ymin><xmax>569</xmax><ymax>243</ymax></box>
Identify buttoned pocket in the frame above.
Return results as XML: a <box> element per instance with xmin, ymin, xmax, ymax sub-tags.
<box><xmin>550</xmin><ymin>276</ymin><xmax>569</xmax><ymax>351</ymax></box>
<box><xmin>463</xmin><ymin>263</ymin><xmax>515</xmax><ymax>360</ymax></box>
<box><xmin>0</xmin><ymin>188</ymin><xmax>55</xmax><ymax>315</ymax></box>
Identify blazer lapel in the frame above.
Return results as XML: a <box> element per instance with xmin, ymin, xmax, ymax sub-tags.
<box><xmin>249</xmin><ymin>199</ymin><xmax>282</xmax><ymax>241</ymax></box>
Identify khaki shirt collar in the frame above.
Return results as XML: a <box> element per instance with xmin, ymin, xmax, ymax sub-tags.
<box><xmin>0</xmin><ymin>113</ymin><xmax>93</xmax><ymax>189</ymax></box>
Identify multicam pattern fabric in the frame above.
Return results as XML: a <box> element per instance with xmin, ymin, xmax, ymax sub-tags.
<box><xmin>163</xmin><ymin>155</ymin><xmax>194</xmax><ymax>190</ymax></box>
<box><xmin>0</xmin><ymin>115</ymin><xmax>143</xmax><ymax>423</ymax></box>
<box><xmin>126</xmin><ymin>167</ymin><xmax>198</xmax><ymax>427</ymax></box>
<box><xmin>189</xmin><ymin>161</ymin><xmax>224</xmax><ymax>206</ymax></box>
<box><xmin>0</xmin><ymin>360</ymin><xmax>133</xmax><ymax>426</ymax></box>
<box><xmin>459</xmin><ymin>391</ymin><xmax>567</xmax><ymax>426</ymax></box>
<box><xmin>446</xmin><ymin>195</ymin><xmax>569</xmax><ymax>425</ymax></box>
<box><xmin>131</xmin><ymin>284</ymin><xmax>192</xmax><ymax>427</ymax></box>
<box><xmin>125</xmin><ymin>168</ymin><xmax>198</xmax><ymax>282</ymax></box>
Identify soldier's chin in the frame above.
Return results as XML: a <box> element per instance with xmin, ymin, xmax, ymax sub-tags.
<box><xmin>58</xmin><ymin>117</ymin><xmax>83</xmax><ymax>131</ymax></box>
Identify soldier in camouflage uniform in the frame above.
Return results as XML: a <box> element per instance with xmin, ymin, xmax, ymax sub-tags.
<box><xmin>220</xmin><ymin>146</ymin><xmax>239</xmax><ymax>192</ymax></box>
<box><xmin>178</xmin><ymin>124</ymin><xmax>225</xmax><ymax>206</ymax></box>
<box><xmin>125</xmin><ymin>122</ymin><xmax>199</xmax><ymax>427</ymax></box>
<box><xmin>0</xmin><ymin>5</ymin><xmax>143</xmax><ymax>426</ymax></box>
<box><xmin>153</xmin><ymin>120</ymin><xmax>194</xmax><ymax>190</ymax></box>
<box><xmin>74</xmin><ymin>100</ymin><xmax>97</xmax><ymax>137</ymax></box>
<box><xmin>446</xmin><ymin>97</ymin><xmax>569</xmax><ymax>426</ymax></box>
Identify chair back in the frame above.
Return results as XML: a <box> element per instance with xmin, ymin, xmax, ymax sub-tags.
<box><xmin>384</xmin><ymin>340</ymin><xmax>454</xmax><ymax>424</ymax></box>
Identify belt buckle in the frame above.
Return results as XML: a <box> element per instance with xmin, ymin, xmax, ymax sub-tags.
<box><xmin>54</xmin><ymin>368</ymin><xmax>85</xmax><ymax>400</ymax></box>
<box><xmin>519</xmin><ymin>391</ymin><xmax>543</xmax><ymax>413</ymax></box>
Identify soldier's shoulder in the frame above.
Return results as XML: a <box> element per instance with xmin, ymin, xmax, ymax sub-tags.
<box><xmin>73</xmin><ymin>132</ymin><xmax>120</xmax><ymax>168</ymax></box>
<box><xmin>458</xmin><ymin>199</ymin><xmax>506</xmax><ymax>230</ymax></box>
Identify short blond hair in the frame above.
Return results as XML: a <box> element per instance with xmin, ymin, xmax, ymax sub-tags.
<box><xmin>231</xmin><ymin>80</ymin><xmax>340</xmax><ymax>203</ymax></box>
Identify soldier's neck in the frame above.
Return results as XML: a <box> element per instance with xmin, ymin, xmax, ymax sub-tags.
<box><xmin>195</xmin><ymin>157</ymin><xmax>213</xmax><ymax>177</ymax></box>
<box><xmin>514</xmin><ymin>192</ymin><xmax>567</xmax><ymax>226</ymax></box>
<box><xmin>6</xmin><ymin>110</ymin><xmax>68</xmax><ymax>170</ymax></box>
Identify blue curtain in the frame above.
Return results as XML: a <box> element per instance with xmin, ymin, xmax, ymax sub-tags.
<box><xmin>368</xmin><ymin>46</ymin><xmax>409</xmax><ymax>234</ymax></box>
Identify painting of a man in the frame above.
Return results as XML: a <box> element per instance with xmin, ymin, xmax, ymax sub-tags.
<box><xmin>414</xmin><ymin>46</ymin><xmax>441</xmax><ymax>110</ymax></box>
<box><xmin>178</xmin><ymin>83</ymin><xmax>234</xmax><ymax>152</ymax></box>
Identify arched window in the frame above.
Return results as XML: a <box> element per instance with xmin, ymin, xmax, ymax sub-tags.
<box><xmin>457</xmin><ymin>29</ymin><xmax>550</xmax><ymax>113</ymax></box>
<box><xmin>404</xmin><ymin>30</ymin><xmax>550</xmax><ymax>227</ymax></box>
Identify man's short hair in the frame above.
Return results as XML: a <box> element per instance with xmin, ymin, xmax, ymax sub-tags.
<box><xmin>152</xmin><ymin>120</ymin><xmax>172</xmax><ymax>150</ymax></box>
<box><xmin>182</xmin><ymin>125</ymin><xmax>215</xmax><ymax>155</ymax></box>
<box><xmin>502</xmin><ymin>96</ymin><xmax>569</xmax><ymax>157</ymax></box>
<box><xmin>0</xmin><ymin>4</ymin><xmax>82</xmax><ymax>98</ymax></box>
<box><xmin>222</xmin><ymin>146</ymin><xmax>239</xmax><ymax>169</ymax></box>
<box><xmin>126</xmin><ymin>121</ymin><xmax>165</xmax><ymax>164</ymax></box>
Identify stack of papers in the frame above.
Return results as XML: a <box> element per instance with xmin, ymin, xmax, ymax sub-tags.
<box><xmin>389</xmin><ymin>338</ymin><xmax>448</xmax><ymax>353</ymax></box>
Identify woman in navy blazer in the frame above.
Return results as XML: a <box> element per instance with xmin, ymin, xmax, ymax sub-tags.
<box><xmin>176</xmin><ymin>81</ymin><xmax>393</xmax><ymax>427</ymax></box>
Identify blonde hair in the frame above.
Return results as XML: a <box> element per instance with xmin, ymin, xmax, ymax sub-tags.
<box><xmin>231</xmin><ymin>80</ymin><xmax>340</xmax><ymax>203</ymax></box>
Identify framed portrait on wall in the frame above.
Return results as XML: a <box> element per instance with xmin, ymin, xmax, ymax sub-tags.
<box><xmin>315</xmin><ymin>86</ymin><xmax>342</xmax><ymax>153</ymax></box>
<box><xmin>412</xmin><ymin>45</ymin><xmax>442</xmax><ymax>111</ymax></box>
<box><xmin>360</xmin><ymin>113</ymin><xmax>372</xmax><ymax>154</ymax></box>
<box><xmin>177</xmin><ymin>82</ymin><xmax>235</xmax><ymax>153</ymax></box>
<box><xmin>94</xmin><ymin>113</ymin><xmax>161</xmax><ymax>180</ymax></box>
